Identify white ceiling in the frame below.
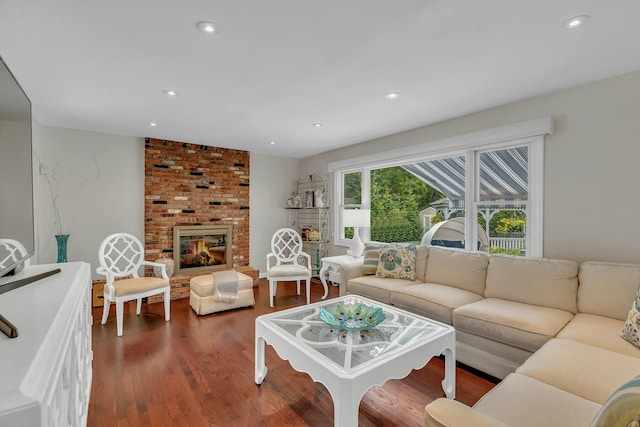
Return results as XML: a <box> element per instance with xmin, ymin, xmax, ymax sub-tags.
<box><xmin>1</xmin><ymin>1</ymin><xmax>639</xmax><ymax>158</ymax></box>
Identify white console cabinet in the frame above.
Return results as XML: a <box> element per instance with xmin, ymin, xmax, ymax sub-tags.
<box><xmin>0</xmin><ymin>262</ymin><xmax>93</xmax><ymax>426</ymax></box>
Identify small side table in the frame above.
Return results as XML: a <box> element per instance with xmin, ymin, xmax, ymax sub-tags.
<box><xmin>319</xmin><ymin>255</ymin><xmax>362</xmax><ymax>289</ymax></box>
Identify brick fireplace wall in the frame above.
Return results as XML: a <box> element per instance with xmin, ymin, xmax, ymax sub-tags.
<box><xmin>144</xmin><ymin>138</ymin><xmax>257</xmax><ymax>301</ymax></box>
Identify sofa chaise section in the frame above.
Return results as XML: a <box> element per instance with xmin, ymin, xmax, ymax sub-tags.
<box><xmin>423</xmin><ymin>258</ymin><xmax>640</xmax><ymax>427</ymax></box>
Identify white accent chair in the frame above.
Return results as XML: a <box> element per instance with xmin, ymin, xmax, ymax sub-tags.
<box><xmin>266</xmin><ymin>228</ymin><xmax>312</xmax><ymax>307</ymax></box>
<box><xmin>0</xmin><ymin>238</ymin><xmax>30</xmax><ymax>270</ymax></box>
<box><xmin>96</xmin><ymin>233</ymin><xmax>170</xmax><ymax>336</ymax></box>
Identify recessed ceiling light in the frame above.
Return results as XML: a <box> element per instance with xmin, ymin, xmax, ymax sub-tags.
<box><xmin>162</xmin><ymin>89</ymin><xmax>178</xmax><ymax>97</ymax></box>
<box><xmin>269</xmin><ymin>141</ymin><xmax>276</xmax><ymax>145</ymax></box>
<box><xmin>197</xmin><ymin>21</ymin><xmax>220</xmax><ymax>35</ymax></box>
<box><xmin>149</xmin><ymin>122</ymin><xmax>157</xmax><ymax>127</ymax></box>
<box><xmin>312</xmin><ymin>123</ymin><xmax>322</xmax><ymax>128</ymax></box>
<box><xmin>385</xmin><ymin>92</ymin><xmax>400</xmax><ymax>100</ymax></box>
<box><xmin>563</xmin><ymin>15</ymin><xmax>590</xmax><ymax>29</ymax></box>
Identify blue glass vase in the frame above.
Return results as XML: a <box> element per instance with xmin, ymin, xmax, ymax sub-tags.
<box><xmin>55</xmin><ymin>234</ymin><xmax>70</xmax><ymax>263</ymax></box>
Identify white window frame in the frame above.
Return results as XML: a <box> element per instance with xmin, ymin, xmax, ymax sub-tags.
<box><xmin>328</xmin><ymin>117</ymin><xmax>553</xmax><ymax>256</ymax></box>
<box><xmin>334</xmin><ymin>169</ymin><xmax>371</xmax><ymax>243</ymax></box>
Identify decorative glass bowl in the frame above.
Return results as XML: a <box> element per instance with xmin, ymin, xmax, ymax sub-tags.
<box><xmin>319</xmin><ymin>303</ymin><xmax>386</xmax><ymax>331</ymax></box>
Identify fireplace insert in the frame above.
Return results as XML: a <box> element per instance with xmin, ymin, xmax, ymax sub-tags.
<box><xmin>173</xmin><ymin>225</ymin><xmax>232</xmax><ymax>276</ymax></box>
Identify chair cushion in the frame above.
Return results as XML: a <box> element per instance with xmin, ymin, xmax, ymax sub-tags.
<box><xmin>453</xmin><ymin>298</ymin><xmax>573</xmax><ymax>352</ymax></box>
<box><xmin>375</xmin><ymin>244</ymin><xmax>417</xmax><ymax>280</ymax></box>
<box><xmin>114</xmin><ymin>277</ymin><xmax>169</xmax><ymax>297</ymax></box>
<box><xmin>269</xmin><ymin>264</ymin><xmax>310</xmax><ymax>277</ymax></box>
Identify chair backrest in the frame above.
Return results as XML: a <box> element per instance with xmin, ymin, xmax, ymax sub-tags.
<box><xmin>0</xmin><ymin>238</ymin><xmax>30</xmax><ymax>269</ymax></box>
<box><xmin>98</xmin><ymin>233</ymin><xmax>145</xmax><ymax>278</ymax></box>
<box><xmin>271</xmin><ymin>228</ymin><xmax>304</xmax><ymax>265</ymax></box>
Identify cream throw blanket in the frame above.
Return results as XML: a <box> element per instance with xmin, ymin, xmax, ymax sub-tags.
<box><xmin>214</xmin><ymin>270</ymin><xmax>239</xmax><ymax>303</ymax></box>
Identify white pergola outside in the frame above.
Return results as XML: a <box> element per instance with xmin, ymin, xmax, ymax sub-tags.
<box><xmin>403</xmin><ymin>146</ymin><xmax>528</xmax><ymax>253</ymax></box>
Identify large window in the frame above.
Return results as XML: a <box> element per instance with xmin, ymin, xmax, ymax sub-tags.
<box><xmin>337</xmin><ymin>170</ymin><xmax>366</xmax><ymax>241</ymax></box>
<box><xmin>369</xmin><ymin>165</ymin><xmax>446</xmax><ymax>244</ymax></box>
<box><xmin>330</xmin><ymin>118</ymin><xmax>550</xmax><ymax>256</ymax></box>
<box><xmin>475</xmin><ymin>146</ymin><xmax>528</xmax><ymax>255</ymax></box>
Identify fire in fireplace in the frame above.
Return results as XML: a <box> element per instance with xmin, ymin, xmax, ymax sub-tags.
<box><xmin>173</xmin><ymin>225</ymin><xmax>232</xmax><ymax>276</ymax></box>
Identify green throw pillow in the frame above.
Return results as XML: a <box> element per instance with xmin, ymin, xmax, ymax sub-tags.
<box><xmin>362</xmin><ymin>243</ymin><xmax>380</xmax><ymax>275</ymax></box>
<box><xmin>375</xmin><ymin>244</ymin><xmax>417</xmax><ymax>281</ymax></box>
<box><xmin>591</xmin><ymin>375</ymin><xmax>640</xmax><ymax>427</ymax></box>
<box><xmin>621</xmin><ymin>286</ymin><xmax>640</xmax><ymax>350</ymax></box>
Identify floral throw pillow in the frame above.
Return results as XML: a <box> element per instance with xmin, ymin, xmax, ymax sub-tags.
<box><xmin>375</xmin><ymin>244</ymin><xmax>417</xmax><ymax>281</ymax></box>
<box><xmin>621</xmin><ymin>287</ymin><xmax>640</xmax><ymax>350</ymax></box>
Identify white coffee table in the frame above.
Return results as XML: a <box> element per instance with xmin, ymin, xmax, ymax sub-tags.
<box><xmin>255</xmin><ymin>295</ymin><xmax>456</xmax><ymax>427</ymax></box>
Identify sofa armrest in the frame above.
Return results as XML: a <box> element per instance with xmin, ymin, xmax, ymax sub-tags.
<box><xmin>339</xmin><ymin>260</ymin><xmax>365</xmax><ymax>296</ymax></box>
<box><xmin>424</xmin><ymin>398</ymin><xmax>509</xmax><ymax>427</ymax></box>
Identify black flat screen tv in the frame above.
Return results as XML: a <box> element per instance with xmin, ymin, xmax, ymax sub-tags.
<box><xmin>0</xmin><ymin>55</ymin><xmax>34</xmax><ymax>278</ymax></box>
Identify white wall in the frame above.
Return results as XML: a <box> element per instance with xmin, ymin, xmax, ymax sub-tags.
<box><xmin>300</xmin><ymin>70</ymin><xmax>640</xmax><ymax>264</ymax></box>
<box><xmin>250</xmin><ymin>153</ymin><xmax>300</xmax><ymax>276</ymax></box>
<box><xmin>32</xmin><ymin>123</ymin><xmax>144</xmax><ymax>277</ymax></box>
<box><xmin>30</xmin><ymin>71</ymin><xmax>638</xmax><ymax>275</ymax></box>
<box><xmin>30</xmin><ymin>126</ymin><xmax>299</xmax><ymax>279</ymax></box>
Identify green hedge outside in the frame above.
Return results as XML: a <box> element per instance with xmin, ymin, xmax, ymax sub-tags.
<box><xmin>371</xmin><ymin>221</ymin><xmax>422</xmax><ymax>243</ymax></box>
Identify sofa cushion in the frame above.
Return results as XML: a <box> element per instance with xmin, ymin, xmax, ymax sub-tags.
<box><xmin>424</xmin><ymin>247</ymin><xmax>488</xmax><ymax>295</ymax></box>
<box><xmin>415</xmin><ymin>245</ymin><xmax>428</xmax><ymax>282</ymax></box>
<box><xmin>346</xmin><ymin>275</ymin><xmax>420</xmax><ymax>304</ymax></box>
<box><xmin>578</xmin><ymin>261</ymin><xmax>640</xmax><ymax>320</ymax></box>
<box><xmin>424</xmin><ymin>398</ymin><xmax>510</xmax><ymax>427</ymax></box>
<box><xmin>473</xmin><ymin>373</ymin><xmax>601</xmax><ymax>427</ymax></box>
<box><xmin>516</xmin><ymin>338</ymin><xmax>640</xmax><ymax>404</ymax></box>
<box><xmin>453</xmin><ymin>298</ymin><xmax>574</xmax><ymax>352</ymax></box>
<box><xmin>390</xmin><ymin>283</ymin><xmax>484</xmax><ymax>324</ymax></box>
<box><xmin>590</xmin><ymin>375</ymin><xmax>640</xmax><ymax>427</ymax></box>
<box><xmin>375</xmin><ymin>244</ymin><xmax>417</xmax><ymax>280</ymax></box>
<box><xmin>485</xmin><ymin>254</ymin><xmax>579</xmax><ymax>313</ymax></box>
<box><xmin>557</xmin><ymin>313</ymin><xmax>640</xmax><ymax>358</ymax></box>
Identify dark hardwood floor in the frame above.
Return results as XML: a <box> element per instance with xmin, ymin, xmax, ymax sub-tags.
<box><xmin>88</xmin><ymin>279</ymin><xmax>496</xmax><ymax>426</ymax></box>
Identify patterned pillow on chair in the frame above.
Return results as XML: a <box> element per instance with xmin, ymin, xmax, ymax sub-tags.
<box><xmin>375</xmin><ymin>244</ymin><xmax>417</xmax><ymax>281</ymax></box>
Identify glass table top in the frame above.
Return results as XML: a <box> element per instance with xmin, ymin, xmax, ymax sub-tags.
<box><xmin>258</xmin><ymin>295</ymin><xmax>452</xmax><ymax>375</ymax></box>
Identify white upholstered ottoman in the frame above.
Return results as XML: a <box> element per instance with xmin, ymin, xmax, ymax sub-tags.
<box><xmin>189</xmin><ymin>271</ymin><xmax>255</xmax><ymax>315</ymax></box>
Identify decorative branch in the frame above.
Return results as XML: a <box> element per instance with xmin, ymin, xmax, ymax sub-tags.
<box><xmin>33</xmin><ymin>150</ymin><xmax>63</xmax><ymax>235</ymax></box>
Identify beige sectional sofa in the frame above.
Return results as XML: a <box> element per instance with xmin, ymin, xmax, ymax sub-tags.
<box><xmin>339</xmin><ymin>245</ymin><xmax>640</xmax><ymax>426</ymax></box>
